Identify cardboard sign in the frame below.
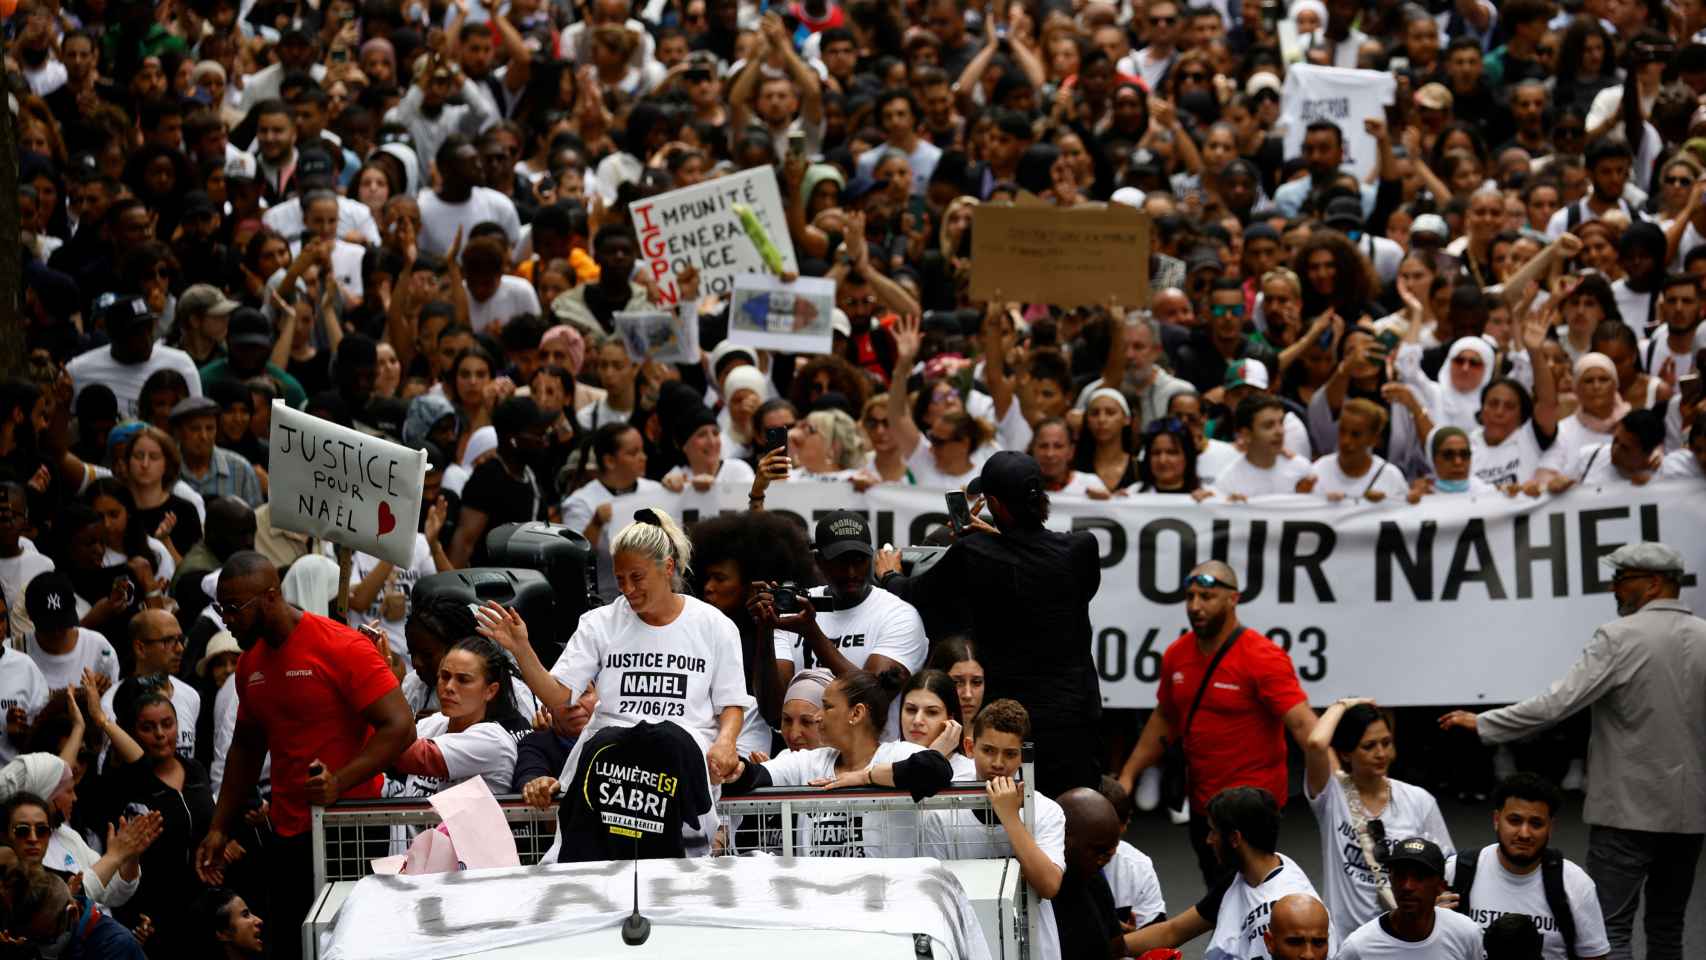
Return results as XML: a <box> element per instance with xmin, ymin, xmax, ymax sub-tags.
<box><xmin>727</xmin><ymin>273</ymin><xmax>837</xmax><ymax>354</ymax></box>
<box><xmin>268</xmin><ymin>401</ymin><xmax>428</xmax><ymax>567</ymax></box>
<box><xmin>970</xmin><ymin>204</ymin><xmax>1151</xmax><ymax>307</ymax></box>
<box><xmin>614</xmin><ymin>309</ymin><xmax>698</xmax><ymax>365</ymax></box>
<box><xmin>629</xmin><ymin>167</ymin><xmax>798</xmax><ymax>304</ymax></box>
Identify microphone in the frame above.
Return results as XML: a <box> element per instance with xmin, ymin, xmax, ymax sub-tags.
<box><xmin>621</xmin><ymin>838</ymin><xmax>650</xmax><ymax>946</ymax></box>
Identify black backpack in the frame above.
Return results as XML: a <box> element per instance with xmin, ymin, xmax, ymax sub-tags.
<box><xmin>1452</xmin><ymin>844</ymin><xmax>1579</xmax><ymax>959</ymax></box>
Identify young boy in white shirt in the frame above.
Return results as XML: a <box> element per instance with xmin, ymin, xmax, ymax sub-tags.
<box><xmin>1213</xmin><ymin>395</ymin><xmax>1313</xmax><ymax>500</ymax></box>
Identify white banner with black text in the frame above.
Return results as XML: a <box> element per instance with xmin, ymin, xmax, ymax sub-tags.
<box><xmin>607</xmin><ymin>481</ymin><xmax>1706</xmax><ymax>708</ymax></box>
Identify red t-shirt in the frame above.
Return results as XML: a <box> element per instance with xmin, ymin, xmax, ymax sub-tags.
<box><xmin>236</xmin><ymin>612</ymin><xmax>400</xmax><ymax>836</ymax></box>
<box><xmin>1157</xmin><ymin>627</ymin><xmax>1307</xmax><ymax>812</ymax></box>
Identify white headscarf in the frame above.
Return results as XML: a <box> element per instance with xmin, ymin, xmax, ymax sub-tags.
<box><xmin>1433</xmin><ymin>337</ymin><xmax>1496</xmax><ymax>430</ymax></box>
<box><xmin>0</xmin><ymin>754</ymin><xmax>69</xmax><ymax>804</ymax></box>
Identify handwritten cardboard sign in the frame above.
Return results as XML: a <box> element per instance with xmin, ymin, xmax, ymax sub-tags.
<box><xmin>629</xmin><ymin>166</ymin><xmax>798</xmax><ymax>305</ymax></box>
<box><xmin>268</xmin><ymin>402</ymin><xmax>428</xmax><ymax>567</ymax></box>
<box><xmin>727</xmin><ymin>274</ymin><xmax>837</xmax><ymax>354</ymax></box>
<box><xmin>970</xmin><ymin>203</ymin><xmax>1151</xmax><ymax>308</ymax></box>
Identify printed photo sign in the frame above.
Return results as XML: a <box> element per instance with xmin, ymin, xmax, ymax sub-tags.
<box><xmin>727</xmin><ymin>274</ymin><xmax>837</xmax><ymax>354</ymax></box>
<box><xmin>614</xmin><ymin>310</ymin><xmax>698</xmax><ymax>365</ymax></box>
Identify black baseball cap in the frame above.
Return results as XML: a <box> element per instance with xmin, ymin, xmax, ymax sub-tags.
<box><xmin>297</xmin><ymin>147</ymin><xmax>336</xmax><ymax>181</ymax></box>
<box><xmin>967</xmin><ymin>451</ymin><xmax>1043</xmax><ymax>504</ymax></box>
<box><xmin>814</xmin><ymin>510</ymin><xmax>874</xmax><ymax>560</ymax></box>
<box><xmin>491</xmin><ymin>396</ymin><xmax>554</xmax><ymax>438</ymax></box>
<box><xmin>1385</xmin><ymin>837</ymin><xmax>1446</xmax><ymax>877</ymax></box>
<box><xmin>95</xmin><ymin>293</ymin><xmax>154</xmax><ymax>333</ymax></box>
<box><xmin>228</xmin><ymin>308</ymin><xmax>274</xmax><ymax>349</ymax></box>
<box><xmin>25</xmin><ymin>573</ymin><xmax>79</xmax><ymax>632</ymax></box>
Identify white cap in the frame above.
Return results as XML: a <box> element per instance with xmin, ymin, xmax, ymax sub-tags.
<box><xmin>1410</xmin><ymin>214</ymin><xmax>1450</xmax><ymax>240</ymax></box>
<box><xmin>1245</xmin><ymin>72</ymin><xmax>1282</xmax><ymax>97</ymax></box>
<box><xmin>1601</xmin><ymin>542</ymin><xmax>1684</xmax><ymax>575</ymax></box>
<box><xmin>831</xmin><ymin>308</ymin><xmax>852</xmax><ymax>338</ymax></box>
<box><xmin>1111</xmin><ymin>187</ymin><xmax>1147</xmax><ymax>208</ymax></box>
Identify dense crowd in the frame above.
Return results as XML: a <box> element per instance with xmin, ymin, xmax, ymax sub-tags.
<box><xmin>2</xmin><ymin>0</ymin><xmax>1706</xmax><ymax>954</ymax></box>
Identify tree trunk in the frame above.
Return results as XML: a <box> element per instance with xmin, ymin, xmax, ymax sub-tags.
<box><xmin>0</xmin><ymin>33</ymin><xmax>24</xmax><ymax>380</ymax></box>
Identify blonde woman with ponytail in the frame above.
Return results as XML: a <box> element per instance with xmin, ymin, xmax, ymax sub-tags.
<box><xmin>476</xmin><ymin>508</ymin><xmax>756</xmax><ymax>823</ymax></box>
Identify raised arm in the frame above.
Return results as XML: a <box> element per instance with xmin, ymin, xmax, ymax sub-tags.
<box><xmin>981</xmin><ymin>301</ymin><xmax>1018</xmax><ymax>421</ymax></box>
<box><xmin>762</xmin><ymin>13</ymin><xmax>822</xmax><ymax>126</ymax></box>
<box><xmin>726</xmin><ymin>42</ymin><xmax>765</xmax><ymax>134</ymax></box>
<box><xmin>1305</xmin><ymin>697</ymin><xmax>1374</xmax><ymax>797</ymax></box>
<box><xmin>475</xmin><ymin>601</ymin><xmax>575</xmax><ymax>711</ymax></box>
<box><xmin>1497</xmin><ymin>233</ymin><xmax>1579</xmax><ymax>304</ymax></box>
<box><xmin>887</xmin><ymin>312</ymin><xmax>925</xmax><ymax>458</ymax></box>
<box><xmin>1523</xmin><ymin>302</ymin><xmax>1560</xmax><ymax>437</ymax></box>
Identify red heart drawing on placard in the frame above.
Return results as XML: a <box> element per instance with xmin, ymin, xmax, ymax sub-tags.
<box><xmin>377</xmin><ymin>502</ymin><xmax>396</xmax><ymax>536</ymax></box>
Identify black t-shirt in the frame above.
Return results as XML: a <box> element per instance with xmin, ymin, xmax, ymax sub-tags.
<box><xmin>289</xmin><ymin>351</ymin><xmax>333</xmax><ymax>398</ymax></box>
<box><xmin>459</xmin><ymin>459</ymin><xmax>545</xmax><ymax>566</ymax></box>
<box><xmin>1053</xmin><ymin>867</ymin><xmax>1123</xmax><ymax>960</ymax></box>
<box><xmin>128</xmin><ymin>496</ymin><xmax>202</xmax><ymax>558</ymax></box>
<box><xmin>556</xmin><ymin>721</ymin><xmax>714</xmax><ymax>863</ymax></box>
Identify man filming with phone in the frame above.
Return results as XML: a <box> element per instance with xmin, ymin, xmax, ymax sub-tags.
<box><xmin>875</xmin><ymin>451</ymin><xmax>1103</xmax><ymax>797</ymax></box>
<box><xmin>755</xmin><ymin>511</ymin><xmax>926</xmax><ymax>739</ymax></box>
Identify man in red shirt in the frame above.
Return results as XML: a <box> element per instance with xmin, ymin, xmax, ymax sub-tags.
<box><xmin>195</xmin><ymin>551</ymin><xmax>415</xmax><ymax>960</ymax></box>
<box><xmin>1117</xmin><ymin>560</ymin><xmax>1318</xmax><ymax>884</ymax></box>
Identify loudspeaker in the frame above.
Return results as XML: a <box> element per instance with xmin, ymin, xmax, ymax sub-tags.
<box><xmin>484</xmin><ymin>522</ymin><xmax>598</xmax><ymax>624</ymax></box>
<box><xmin>411</xmin><ymin>568</ymin><xmax>562</xmax><ymax>664</ymax></box>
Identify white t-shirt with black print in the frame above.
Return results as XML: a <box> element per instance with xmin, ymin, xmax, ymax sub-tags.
<box><xmin>1305</xmin><ymin>774</ymin><xmax>1454</xmax><ymax>931</ymax></box>
<box><xmin>1444</xmin><ymin>845</ymin><xmax>1611</xmax><ymax>960</ymax></box>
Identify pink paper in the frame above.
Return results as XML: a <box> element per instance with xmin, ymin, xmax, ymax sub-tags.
<box><xmin>369</xmin><ymin>855</ymin><xmax>407</xmax><ymax>876</ymax></box>
<box><xmin>402</xmin><ymin>825</ymin><xmax>460</xmax><ymax>875</ymax></box>
<box><xmin>430</xmin><ymin>777</ymin><xmax>520</xmax><ymax>869</ymax></box>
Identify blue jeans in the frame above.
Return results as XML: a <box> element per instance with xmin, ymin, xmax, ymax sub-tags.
<box><xmin>1587</xmin><ymin>825</ymin><xmax>1705</xmax><ymax>960</ymax></box>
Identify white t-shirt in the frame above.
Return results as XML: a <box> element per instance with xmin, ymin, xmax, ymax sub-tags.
<box><xmin>100</xmin><ymin>677</ymin><xmax>201</xmax><ymax>758</ymax></box>
<box><xmin>1641</xmin><ymin>327</ymin><xmax>1706</xmax><ymax>380</ymax></box>
<box><xmin>1104</xmin><ymin>840</ymin><xmax>1167</xmax><ymax>927</ymax></box>
<box><xmin>966</xmin><ymin>389</ymin><xmax>1032</xmax><ymax>454</ymax></box>
<box><xmin>0</xmin><ymin>551</ymin><xmax>55</xmax><ymax>642</ymax></box>
<box><xmin>661</xmin><ymin>458</ymin><xmax>756</xmax><ymax>488</ymax></box>
<box><xmin>1050</xmin><ymin>471</ymin><xmax>1107</xmax><ymax>497</ymax></box>
<box><xmin>1211</xmin><ymin>454</ymin><xmax>1313</xmax><ymax>498</ymax></box>
<box><xmin>761</xmin><ymin>740</ymin><xmax>944</xmax><ymax>859</ymax></box>
<box><xmin>211</xmin><ymin>672</ymin><xmax>271</xmax><ymax>800</ymax></box>
<box><xmin>383</xmin><ymin>712</ymin><xmax>518</xmax><ymax>798</ymax></box>
<box><xmin>560</xmin><ymin>477</ymin><xmax>665</xmax><ymax>601</ymax></box>
<box><xmin>1305</xmin><ymin>775</ymin><xmax>1454</xmax><ymax>930</ymax></box>
<box><xmin>0</xmin><ymin>649</ymin><xmax>49</xmax><ymax>764</ymax></box>
<box><xmin>1660</xmin><ymin>448</ymin><xmax>1703</xmax><ymax>479</ymax></box>
<box><xmin>1308</xmin><ymin>453</ymin><xmax>1410</xmax><ymax>501</ymax></box>
<box><xmin>905</xmin><ymin>440</ymin><xmax>992</xmax><ymax>490</ymax></box>
<box><xmin>1567</xmin><ymin>442</ymin><xmax>1648</xmax><ymax>486</ymax></box>
<box><xmin>1472</xmin><ymin>421</ymin><xmax>1547</xmax><ymax>487</ymax></box>
<box><xmin>26</xmin><ymin>628</ymin><xmax>121</xmax><ymax>691</ymax></box>
<box><xmin>467</xmin><ymin>275</ymin><xmax>543</xmax><ymax>334</ymax></box>
<box><xmin>773</xmin><ymin>587</ymin><xmax>927</xmax><ymax>739</ymax></box>
<box><xmin>926</xmin><ymin>791</ymin><xmax>1067</xmax><ymax>960</ymax></box>
<box><xmin>67</xmin><ymin>345</ymin><xmax>203</xmax><ymax>419</ymax></box>
<box><xmin>417</xmin><ymin>187</ymin><xmax>521</xmax><ymax>260</ymax></box>
<box><xmin>1195</xmin><ymin>439</ymin><xmax>1240</xmax><ymax>486</ymax></box>
<box><xmin>1201</xmin><ymin>855</ymin><xmax>1339</xmax><ymax>960</ymax></box>
<box><xmin>1445</xmin><ymin>845</ymin><xmax>1611</xmax><ymax>960</ymax></box>
<box><xmin>1337</xmin><ymin>908</ymin><xmax>1485</xmax><ymax>959</ymax></box>
<box><xmin>262</xmin><ymin>195</ymin><xmax>382</xmax><ymax>247</ymax></box>
<box><xmin>345</xmin><ymin>534</ymin><xmax>437</xmax><ymax>661</ymax></box>
<box><xmin>1537</xmin><ymin>414</ymin><xmax>1615</xmax><ymax>476</ymax></box>
<box><xmin>549</xmin><ymin>594</ymin><xmax>756</xmax><ymax>756</ymax></box>
<box><xmin>574</xmin><ymin>397</ymin><xmax>633</xmax><ymax>433</ymax></box>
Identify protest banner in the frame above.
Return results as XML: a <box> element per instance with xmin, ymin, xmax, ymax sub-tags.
<box><xmin>629</xmin><ymin>167</ymin><xmax>797</xmax><ymax>304</ymax></box>
<box><xmin>606</xmin><ymin>480</ymin><xmax>1706</xmax><ymax>708</ymax></box>
<box><xmin>1279</xmin><ymin>64</ymin><xmax>1397</xmax><ymax>180</ymax></box>
<box><xmin>727</xmin><ymin>274</ymin><xmax>838</xmax><ymax>354</ymax></box>
<box><xmin>268</xmin><ymin>401</ymin><xmax>428</xmax><ymax>568</ymax></box>
<box><xmin>970</xmin><ymin>203</ymin><xmax>1151</xmax><ymax>307</ymax></box>
<box><xmin>614</xmin><ymin>309</ymin><xmax>698</xmax><ymax>365</ymax></box>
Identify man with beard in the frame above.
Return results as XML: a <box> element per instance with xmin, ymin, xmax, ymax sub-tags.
<box><xmin>1338</xmin><ymin>838</ymin><xmax>1483</xmax><ymax>958</ymax></box>
<box><xmin>1117</xmin><ymin>561</ymin><xmax>1318</xmax><ymax>884</ymax></box>
<box><xmin>1441</xmin><ymin>543</ymin><xmax>1703</xmax><ymax>960</ymax></box>
<box><xmin>196</xmin><ymin>551</ymin><xmax>413</xmax><ymax>960</ymax></box>
<box><xmin>1437</xmin><ymin>776</ymin><xmax>1609</xmax><ymax>960</ymax></box>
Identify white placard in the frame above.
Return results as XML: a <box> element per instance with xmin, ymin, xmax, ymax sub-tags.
<box><xmin>727</xmin><ymin>273</ymin><xmax>837</xmax><ymax>354</ymax></box>
<box><xmin>608</xmin><ymin>480</ymin><xmax>1706</xmax><ymax>708</ymax></box>
<box><xmin>1279</xmin><ymin>64</ymin><xmax>1397</xmax><ymax>181</ymax></box>
<box><xmin>630</xmin><ymin>166</ymin><xmax>797</xmax><ymax>303</ymax></box>
<box><xmin>267</xmin><ymin>401</ymin><xmax>428</xmax><ymax>567</ymax></box>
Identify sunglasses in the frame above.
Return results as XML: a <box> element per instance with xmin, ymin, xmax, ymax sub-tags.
<box><xmin>1451</xmin><ymin>355</ymin><xmax>1485</xmax><ymax>367</ymax></box>
<box><xmin>1210</xmin><ymin>303</ymin><xmax>1246</xmax><ymax>318</ymax></box>
<box><xmin>1665</xmin><ymin>176</ymin><xmax>1696</xmax><ymax>187</ymax></box>
<box><xmin>1143</xmin><ymin>416</ymin><xmax>1188</xmax><ymax>437</ymax></box>
<box><xmin>928</xmin><ymin>432</ymin><xmax>968</xmax><ymax>446</ymax></box>
<box><xmin>1185</xmin><ymin>573</ymin><xmax>1235</xmax><ymax>591</ymax></box>
<box><xmin>213</xmin><ymin>589</ymin><xmax>272</xmax><ymax>619</ymax></box>
<box><xmin>10</xmin><ymin>823</ymin><xmax>50</xmax><ymax>840</ymax></box>
<box><xmin>1148</xmin><ymin>15</ymin><xmax>1177</xmax><ymax>24</ymax></box>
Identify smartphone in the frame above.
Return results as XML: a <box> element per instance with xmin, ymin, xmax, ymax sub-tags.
<box><xmin>765</xmin><ymin>425</ymin><xmax>789</xmax><ymax>454</ymax></box>
<box><xmin>787</xmin><ymin>130</ymin><xmax>807</xmax><ymax>162</ymax></box>
<box><xmin>357</xmin><ymin>623</ymin><xmax>387</xmax><ymax>646</ymax></box>
<box><xmin>331</xmin><ymin>47</ymin><xmax>348</xmax><ymax>62</ymax></box>
<box><xmin>945</xmin><ymin>490</ymin><xmax>972</xmax><ymax>532</ymax></box>
<box><xmin>1681</xmin><ymin>372</ymin><xmax>1703</xmax><ymax>409</ymax></box>
<box><xmin>1375</xmin><ymin>330</ymin><xmax>1400</xmax><ymax>353</ymax></box>
<box><xmin>1316</xmin><ymin>326</ymin><xmax>1334</xmax><ymax>349</ymax></box>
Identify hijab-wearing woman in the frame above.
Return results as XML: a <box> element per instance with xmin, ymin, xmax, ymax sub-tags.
<box><xmin>0</xmin><ymin>746</ymin><xmax>157</xmax><ymax>909</ymax></box>
<box><xmin>492</xmin><ymin>509</ymin><xmax>754</xmax><ymax>852</ymax></box>
<box><xmin>900</xmin><ymin>669</ymin><xmax>975</xmax><ymax>780</ymax></box>
<box><xmin>1409</xmin><ymin>426</ymin><xmax>1497</xmax><ymax>501</ymax></box>
<box><xmin>778</xmin><ymin>668</ymin><xmax>832</xmax><ymax>752</ymax></box>
<box><xmin>720</xmin><ymin>670</ymin><xmax>953</xmax><ymax>856</ymax></box>
<box><xmin>1535</xmin><ymin>352</ymin><xmax>1629</xmax><ymax>488</ymax></box>
<box><xmin>1305</xmin><ymin>700</ymin><xmax>1453</xmax><ymax>931</ymax></box>
<box><xmin>1398</xmin><ymin>336</ymin><xmax>1495</xmax><ymax>431</ymax></box>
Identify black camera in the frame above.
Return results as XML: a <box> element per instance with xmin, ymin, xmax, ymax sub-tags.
<box><xmin>773</xmin><ymin>581</ymin><xmax>802</xmax><ymax>614</ymax></box>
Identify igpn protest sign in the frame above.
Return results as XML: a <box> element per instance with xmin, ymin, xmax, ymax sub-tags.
<box><xmin>267</xmin><ymin>401</ymin><xmax>428</xmax><ymax>567</ymax></box>
<box><xmin>629</xmin><ymin>166</ymin><xmax>798</xmax><ymax>305</ymax></box>
<box><xmin>970</xmin><ymin>203</ymin><xmax>1151</xmax><ymax>308</ymax></box>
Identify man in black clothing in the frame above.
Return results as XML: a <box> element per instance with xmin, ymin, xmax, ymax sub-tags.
<box><xmin>875</xmin><ymin>452</ymin><xmax>1102</xmax><ymax>796</ymax></box>
<box><xmin>1053</xmin><ymin>788</ymin><xmax>1127</xmax><ymax>960</ymax></box>
<box><xmin>448</xmin><ymin>397</ymin><xmax>552</xmax><ymax>568</ymax></box>
<box><xmin>1174</xmin><ymin>279</ymin><xmax>1278</xmax><ymax>392</ymax></box>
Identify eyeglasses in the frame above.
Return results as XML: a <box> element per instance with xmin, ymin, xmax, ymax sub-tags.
<box><xmin>1437</xmin><ymin>448</ymin><xmax>1471</xmax><ymax>462</ymax></box>
<box><xmin>10</xmin><ymin>823</ymin><xmax>50</xmax><ymax>840</ymax></box>
<box><xmin>144</xmin><ymin>633</ymin><xmax>186</xmax><ymax>647</ymax></box>
<box><xmin>862</xmin><ymin>416</ymin><xmax>889</xmax><ymax>430</ymax></box>
<box><xmin>213</xmin><ymin>589</ymin><xmax>273</xmax><ymax>619</ymax></box>
<box><xmin>1209</xmin><ymin>303</ymin><xmax>1246</xmax><ymax>318</ymax></box>
<box><xmin>1450</xmin><ymin>355</ymin><xmax>1485</xmax><ymax>367</ymax></box>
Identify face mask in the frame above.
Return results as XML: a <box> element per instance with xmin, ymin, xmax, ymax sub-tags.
<box><xmin>1436</xmin><ymin>477</ymin><xmax>1469</xmax><ymax>493</ymax></box>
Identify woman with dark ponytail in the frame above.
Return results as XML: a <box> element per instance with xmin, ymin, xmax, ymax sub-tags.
<box><xmin>721</xmin><ymin>669</ymin><xmax>954</xmax><ymax>856</ymax></box>
<box><xmin>383</xmin><ymin>637</ymin><xmax>524</xmax><ymax>799</ymax></box>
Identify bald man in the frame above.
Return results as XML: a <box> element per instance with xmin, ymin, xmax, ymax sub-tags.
<box><xmin>1264</xmin><ymin>894</ymin><xmax>1333</xmax><ymax>960</ymax></box>
<box><xmin>1118</xmin><ymin>560</ymin><xmax>1318</xmax><ymax>884</ymax></box>
<box><xmin>1054</xmin><ymin>787</ymin><xmax>1130</xmax><ymax>960</ymax></box>
<box><xmin>101</xmin><ymin>608</ymin><xmax>200</xmax><ymax>757</ymax></box>
<box><xmin>196</xmin><ymin>551</ymin><xmax>413</xmax><ymax>960</ymax></box>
